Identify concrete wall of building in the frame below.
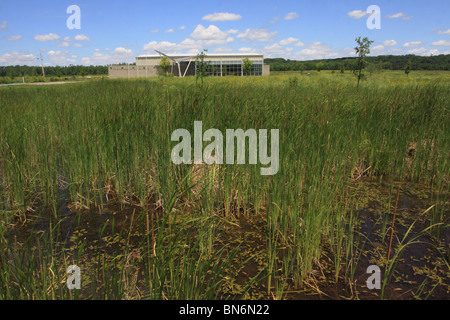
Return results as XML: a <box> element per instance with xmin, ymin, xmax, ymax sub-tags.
<box><xmin>108</xmin><ymin>65</ymin><xmax>161</xmax><ymax>78</ymax></box>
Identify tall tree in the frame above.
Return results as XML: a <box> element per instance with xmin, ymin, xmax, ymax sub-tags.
<box><xmin>404</xmin><ymin>60</ymin><xmax>412</xmax><ymax>76</ymax></box>
<box><xmin>159</xmin><ymin>56</ymin><xmax>172</xmax><ymax>75</ymax></box>
<box><xmin>354</xmin><ymin>36</ymin><xmax>373</xmax><ymax>87</ymax></box>
<box><xmin>195</xmin><ymin>49</ymin><xmax>209</xmax><ymax>85</ymax></box>
<box><xmin>316</xmin><ymin>62</ymin><xmax>324</xmax><ymax>72</ymax></box>
<box><xmin>242</xmin><ymin>57</ymin><xmax>253</xmax><ymax>76</ymax></box>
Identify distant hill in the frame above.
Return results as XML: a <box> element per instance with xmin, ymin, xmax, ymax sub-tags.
<box><xmin>265</xmin><ymin>54</ymin><xmax>450</xmax><ymax>71</ymax></box>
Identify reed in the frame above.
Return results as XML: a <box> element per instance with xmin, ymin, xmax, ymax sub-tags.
<box><xmin>0</xmin><ymin>72</ymin><xmax>449</xmax><ymax>299</ymax></box>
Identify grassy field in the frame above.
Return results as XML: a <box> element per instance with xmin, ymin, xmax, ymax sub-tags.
<box><xmin>0</xmin><ymin>71</ymin><xmax>449</xmax><ymax>299</ymax></box>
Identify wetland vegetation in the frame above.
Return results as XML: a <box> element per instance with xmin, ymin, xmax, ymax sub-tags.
<box><xmin>0</xmin><ymin>71</ymin><xmax>449</xmax><ymax>299</ymax></box>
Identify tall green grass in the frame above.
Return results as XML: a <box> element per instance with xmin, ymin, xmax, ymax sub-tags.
<box><xmin>0</xmin><ymin>73</ymin><xmax>449</xmax><ymax>299</ymax></box>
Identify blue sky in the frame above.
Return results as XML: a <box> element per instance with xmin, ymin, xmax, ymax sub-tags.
<box><xmin>0</xmin><ymin>0</ymin><xmax>449</xmax><ymax>66</ymax></box>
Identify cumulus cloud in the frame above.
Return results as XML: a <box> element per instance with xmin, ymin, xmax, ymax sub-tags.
<box><xmin>237</xmin><ymin>28</ymin><xmax>278</xmax><ymax>43</ymax></box>
<box><xmin>406</xmin><ymin>47</ymin><xmax>440</xmax><ymax>56</ymax></box>
<box><xmin>0</xmin><ymin>21</ymin><xmax>7</xmax><ymax>30</ymax></box>
<box><xmin>263</xmin><ymin>43</ymin><xmax>290</xmax><ymax>57</ymax></box>
<box><xmin>46</xmin><ymin>50</ymin><xmax>77</xmax><ymax>65</ymax></box>
<box><xmin>143</xmin><ymin>35</ymin><xmax>234</xmax><ymax>55</ymax></box>
<box><xmin>190</xmin><ymin>24</ymin><xmax>229</xmax><ymax>40</ymax></box>
<box><xmin>284</xmin><ymin>12</ymin><xmax>299</xmax><ymax>20</ymax></box>
<box><xmin>370</xmin><ymin>45</ymin><xmax>386</xmax><ymax>55</ymax></box>
<box><xmin>387</xmin><ymin>12</ymin><xmax>413</xmax><ymax>20</ymax></box>
<box><xmin>7</xmin><ymin>35</ymin><xmax>22</xmax><ymax>41</ymax></box>
<box><xmin>202</xmin><ymin>12</ymin><xmax>242</xmax><ymax>21</ymax></box>
<box><xmin>238</xmin><ymin>47</ymin><xmax>254</xmax><ymax>53</ymax></box>
<box><xmin>57</xmin><ymin>41</ymin><xmax>70</xmax><ymax>47</ymax></box>
<box><xmin>383</xmin><ymin>40</ymin><xmax>397</xmax><ymax>46</ymax></box>
<box><xmin>438</xmin><ymin>29</ymin><xmax>450</xmax><ymax>35</ymax></box>
<box><xmin>403</xmin><ymin>41</ymin><xmax>424</xmax><ymax>48</ymax></box>
<box><xmin>34</xmin><ymin>33</ymin><xmax>61</xmax><ymax>41</ymax></box>
<box><xmin>270</xmin><ymin>17</ymin><xmax>279</xmax><ymax>24</ymax></box>
<box><xmin>348</xmin><ymin>10</ymin><xmax>368</xmax><ymax>19</ymax></box>
<box><xmin>213</xmin><ymin>47</ymin><xmax>233</xmax><ymax>53</ymax></box>
<box><xmin>294</xmin><ymin>42</ymin><xmax>340</xmax><ymax>60</ymax></box>
<box><xmin>143</xmin><ymin>39</ymin><xmax>201</xmax><ymax>54</ymax></box>
<box><xmin>183</xmin><ymin>24</ymin><xmax>236</xmax><ymax>46</ymax></box>
<box><xmin>81</xmin><ymin>47</ymin><xmax>134</xmax><ymax>65</ymax></box>
<box><xmin>0</xmin><ymin>51</ymin><xmax>37</xmax><ymax>66</ymax></box>
<box><xmin>165</xmin><ymin>28</ymin><xmax>175</xmax><ymax>33</ymax></box>
<box><xmin>74</xmin><ymin>34</ymin><xmax>90</xmax><ymax>41</ymax></box>
<box><xmin>279</xmin><ymin>37</ymin><xmax>299</xmax><ymax>45</ymax></box>
<box><xmin>432</xmin><ymin>40</ymin><xmax>450</xmax><ymax>46</ymax></box>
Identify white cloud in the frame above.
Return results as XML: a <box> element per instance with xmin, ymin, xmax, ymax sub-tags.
<box><xmin>432</xmin><ymin>40</ymin><xmax>450</xmax><ymax>46</ymax></box>
<box><xmin>387</xmin><ymin>12</ymin><xmax>412</xmax><ymax>20</ymax></box>
<box><xmin>213</xmin><ymin>47</ymin><xmax>233</xmax><ymax>53</ymax></box>
<box><xmin>294</xmin><ymin>41</ymin><xmax>305</xmax><ymax>47</ymax></box>
<box><xmin>180</xmin><ymin>26</ymin><xmax>186</xmax><ymax>30</ymax></box>
<box><xmin>191</xmin><ymin>24</ymin><xmax>228</xmax><ymax>40</ymax></box>
<box><xmin>202</xmin><ymin>12</ymin><xmax>242</xmax><ymax>22</ymax></box>
<box><xmin>263</xmin><ymin>43</ymin><xmax>290</xmax><ymax>57</ymax></box>
<box><xmin>81</xmin><ymin>47</ymin><xmax>134</xmax><ymax>65</ymax></box>
<box><xmin>383</xmin><ymin>40</ymin><xmax>397</xmax><ymax>46</ymax></box>
<box><xmin>270</xmin><ymin>17</ymin><xmax>279</xmax><ymax>24</ymax></box>
<box><xmin>403</xmin><ymin>41</ymin><xmax>424</xmax><ymax>48</ymax></box>
<box><xmin>57</xmin><ymin>41</ymin><xmax>70</xmax><ymax>47</ymax></box>
<box><xmin>279</xmin><ymin>37</ymin><xmax>299</xmax><ymax>45</ymax></box>
<box><xmin>165</xmin><ymin>28</ymin><xmax>175</xmax><ymax>33</ymax></box>
<box><xmin>188</xmin><ymin>24</ymin><xmax>236</xmax><ymax>46</ymax></box>
<box><xmin>47</xmin><ymin>50</ymin><xmax>76</xmax><ymax>65</ymax></box>
<box><xmin>0</xmin><ymin>21</ymin><xmax>7</xmax><ymax>30</ymax></box>
<box><xmin>7</xmin><ymin>35</ymin><xmax>22</xmax><ymax>41</ymax></box>
<box><xmin>114</xmin><ymin>47</ymin><xmax>133</xmax><ymax>56</ymax></box>
<box><xmin>372</xmin><ymin>45</ymin><xmax>385</xmax><ymax>51</ymax></box>
<box><xmin>370</xmin><ymin>45</ymin><xmax>392</xmax><ymax>55</ymax></box>
<box><xmin>406</xmin><ymin>47</ymin><xmax>440</xmax><ymax>56</ymax></box>
<box><xmin>348</xmin><ymin>10</ymin><xmax>368</xmax><ymax>19</ymax></box>
<box><xmin>150</xmin><ymin>29</ymin><xmax>159</xmax><ymax>33</ymax></box>
<box><xmin>34</xmin><ymin>33</ymin><xmax>61</xmax><ymax>41</ymax></box>
<box><xmin>284</xmin><ymin>12</ymin><xmax>299</xmax><ymax>20</ymax></box>
<box><xmin>73</xmin><ymin>43</ymin><xmax>84</xmax><ymax>48</ymax></box>
<box><xmin>438</xmin><ymin>29</ymin><xmax>450</xmax><ymax>35</ymax></box>
<box><xmin>294</xmin><ymin>42</ymin><xmax>340</xmax><ymax>60</ymax></box>
<box><xmin>237</xmin><ymin>28</ymin><xmax>278</xmax><ymax>43</ymax></box>
<box><xmin>74</xmin><ymin>34</ymin><xmax>90</xmax><ymax>41</ymax></box>
<box><xmin>143</xmin><ymin>41</ymin><xmax>179</xmax><ymax>53</ymax></box>
<box><xmin>238</xmin><ymin>47</ymin><xmax>253</xmax><ymax>53</ymax></box>
<box><xmin>204</xmin><ymin>37</ymin><xmax>234</xmax><ymax>46</ymax></box>
<box><xmin>143</xmin><ymin>39</ymin><xmax>203</xmax><ymax>54</ymax></box>
<box><xmin>0</xmin><ymin>51</ymin><xmax>37</xmax><ymax>66</ymax></box>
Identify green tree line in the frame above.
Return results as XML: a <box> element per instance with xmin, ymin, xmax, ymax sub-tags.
<box><xmin>0</xmin><ymin>65</ymin><xmax>108</xmax><ymax>78</ymax></box>
<box><xmin>266</xmin><ymin>54</ymin><xmax>450</xmax><ymax>72</ymax></box>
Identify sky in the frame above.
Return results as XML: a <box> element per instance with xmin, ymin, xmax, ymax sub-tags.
<box><xmin>0</xmin><ymin>0</ymin><xmax>449</xmax><ymax>66</ymax></box>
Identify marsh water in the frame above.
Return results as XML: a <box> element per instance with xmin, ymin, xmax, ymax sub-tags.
<box><xmin>4</xmin><ymin>177</ymin><xmax>449</xmax><ymax>300</ymax></box>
